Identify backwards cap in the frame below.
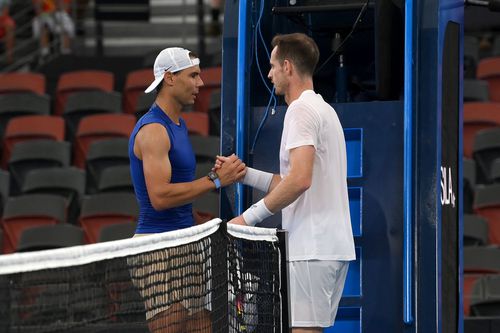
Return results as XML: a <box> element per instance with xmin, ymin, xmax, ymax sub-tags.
<box><xmin>144</xmin><ymin>47</ymin><xmax>200</xmax><ymax>93</ymax></box>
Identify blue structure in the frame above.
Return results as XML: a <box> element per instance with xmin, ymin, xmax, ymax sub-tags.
<box><xmin>220</xmin><ymin>0</ymin><xmax>463</xmax><ymax>332</ymax></box>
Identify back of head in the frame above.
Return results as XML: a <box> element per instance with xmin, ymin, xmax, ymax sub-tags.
<box><xmin>271</xmin><ymin>33</ymin><xmax>320</xmax><ymax>77</ymax></box>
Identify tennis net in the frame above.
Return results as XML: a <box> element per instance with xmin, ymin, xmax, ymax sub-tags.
<box><xmin>0</xmin><ymin>219</ymin><xmax>288</xmax><ymax>333</ymax></box>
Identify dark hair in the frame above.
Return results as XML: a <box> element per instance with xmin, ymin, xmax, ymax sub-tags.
<box><xmin>271</xmin><ymin>33</ymin><xmax>320</xmax><ymax>77</ymax></box>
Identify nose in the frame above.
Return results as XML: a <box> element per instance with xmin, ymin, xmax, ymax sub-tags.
<box><xmin>198</xmin><ymin>77</ymin><xmax>204</xmax><ymax>87</ymax></box>
<box><xmin>267</xmin><ymin>69</ymin><xmax>272</xmax><ymax>80</ymax></box>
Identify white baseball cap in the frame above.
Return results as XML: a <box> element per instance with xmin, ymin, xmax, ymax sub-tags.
<box><xmin>144</xmin><ymin>47</ymin><xmax>200</xmax><ymax>93</ymax></box>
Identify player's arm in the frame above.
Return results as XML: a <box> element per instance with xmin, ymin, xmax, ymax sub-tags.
<box><xmin>136</xmin><ymin>123</ymin><xmax>245</xmax><ymax>210</ymax></box>
<box><xmin>232</xmin><ymin>145</ymin><xmax>314</xmax><ymax>226</ymax></box>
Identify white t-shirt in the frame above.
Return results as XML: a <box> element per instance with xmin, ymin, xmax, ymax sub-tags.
<box><xmin>280</xmin><ymin>90</ymin><xmax>356</xmax><ymax>261</ymax></box>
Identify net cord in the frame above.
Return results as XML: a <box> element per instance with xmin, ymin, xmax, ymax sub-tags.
<box><xmin>0</xmin><ymin>219</ymin><xmax>279</xmax><ymax>275</ymax></box>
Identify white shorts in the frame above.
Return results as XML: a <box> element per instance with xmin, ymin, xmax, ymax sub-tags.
<box><xmin>289</xmin><ymin>260</ymin><xmax>349</xmax><ymax>328</ymax></box>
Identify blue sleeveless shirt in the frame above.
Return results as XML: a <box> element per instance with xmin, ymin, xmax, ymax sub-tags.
<box><xmin>129</xmin><ymin>104</ymin><xmax>196</xmax><ymax>233</ymax></box>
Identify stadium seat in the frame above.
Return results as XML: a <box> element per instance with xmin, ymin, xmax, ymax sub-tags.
<box><xmin>16</xmin><ymin>224</ymin><xmax>84</xmax><ymax>252</ymax></box>
<box><xmin>464</xmin><ymin>214</ymin><xmax>489</xmax><ymax>246</ymax></box>
<box><xmin>491</xmin><ymin>158</ymin><xmax>500</xmax><ymax>183</ymax></box>
<box><xmin>195</xmin><ymin>66</ymin><xmax>221</xmax><ymax>114</ymax></box>
<box><xmin>85</xmin><ymin>138</ymin><xmax>129</xmax><ymax>194</ymax></box>
<box><xmin>477</xmin><ymin>57</ymin><xmax>500</xmax><ymax>102</ymax></box>
<box><xmin>464</xmin><ymin>158</ymin><xmax>476</xmax><ymax>214</ymax></box>
<box><xmin>73</xmin><ymin>114</ymin><xmax>135</xmax><ymax>168</ymax></box>
<box><xmin>464</xmin><ymin>79</ymin><xmax>489</xmax><ymax>102</ymax></box>
<box><xmin>123</xmin><ymin>69</ymin><xmax>154</xmax><ymax>115</ymax></box>
<box><xmin>463</xmin><ymin>102</ymin><xmax>500</xmax><ymax>158</ymax></box>
<box><xmin>0</xmin><ymin>93</ymin><xmax>50</xmax><ymax>140</ymax></box>
<box><xmin>1</xmin><ymin>194</ymin><xmax>67</xmax><ymax>254</ymax></box>
<box><xmin>98</xmin><ymin>222</ymin><xmax>136</xmax><ymax>242</ymax></box>
<box><xmin>0</xmin><ymin>72</ymin><xmax>46</xmax><ymax>95</ymax></box>
<box><xmin>0</xmin><ymin>170</ymin><xmax>9</xmax><ymax>217</ymax></box>
<box><xmin>55</xmin><ymin>70</ymin><xmax>114</xmax><ymax>116</ymax></box>
<box><xmin>190</xmin><ymin>134</ymin><xmax>220</xmax><ymax>163</ymax></box>
<box><xmin>2</xmin><ymin>115</ymin><xmax>65</xmax><ymax>168</ymax></box>
<box><xmin>97</xmin><ymin>165</ymin><xmax>133</xmax><ymax>193</ymax></box>
<box><xmin>470</xmin><ymin>275</ymin><xmax>500</xmax><ymax>316</ymax></box>
<box><xmin>474</xmin><ymin>184</ymin><xmax>500</xmax><ymax>245</ymax></box>
<box><xmin>21</xmin><ymin>167</ymin><xmax>86</xmax><ymax>225</ymax></box>
<box><xmin>63</xmin><ymin>91</ymin><xmax>122</xmax><ymax>142</ymax></box>
<box><xmin>7</xmin><ymin>140</ymin><xmax>71</xmax><ymax>195</ymax></box>
<box><xmin>472</xmin><ymin>128</ymin><xmax>500</xmax><ymax>184</ymax></box>
<box><xmin>182</xmin><ymin>112</ymin><xmax>209</xmax><ymax>136</ymax></box>
<box><xmin>463</xmin><ymin>246</ymin><xmax>500</xmax><ymax>315</ymax></box>
<box><xmin>134</xmin><ymin>92</ymin><xmax>155</xmax><ymax>119</ymax></box>
<box><xmin>79</xmin><ymin>192</ymin><xmax>139</xmax><ymax>243</ymax></box>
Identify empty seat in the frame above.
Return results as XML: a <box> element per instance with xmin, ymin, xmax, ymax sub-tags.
<box><xmin>474</xmin><ymin>184</ymin><xmax>500</xmax><ymax>245</ymax></box>
<box><xmin>0</xmin><ymin>72</ymin><xmax>46</xmax><ymax>95</ymax></box>
<box><xmin>97</xmin><ymin>165</ymin><xmax>133</xmax><ymax>193</ymax></box>
<box><xmin>8</xmin><ymin>140</ymin><xmax>71</xmax><ymax>195</ymax></box>
<box><xmin>73</xmin><ymin>114</ymin><xmax>135</xmax><ymax>168</ymax></box>
<box><xmin>55</xmin><ymin>70</ymin><xmax>114</xmax><ymax>116</ymax></box>
<box><xmin>123</xmin><ymin>69</ymin><xmax>154</xmax><ymax>115</ymax></box>
<box><xmin>85</xmin><ymin>138</ymin><xmax>129</xmax><ymax>193</ymax></box>
<box><xmin>21</xmin><ymin>167</ymin><xmax>86</xmax><ymax>225</ymax></box>
<box><xmin>464</xmin><ymin>158</ymin><xmax>476</xmax><ymax>214</ymax></box>
<box><xmin>134</xmin><ymin>92</ymin><xmax>155</xmax><ymax>119</ymax></box>
<box><xmin>464</xmin><ymin>214</ymin><xmax>489</xmax><ymax>246</ymax></box>
<box><xmin>63</xmin><ymin>91</ymin><xmax>122</xmax><ymax>141</ymax></box>
<box><xmin>464</xmin><ymin>79</ymin><xmax>489</xmax><ymax>102</ymax></box>
<box><xmin>79</xmin><ymin>192</ymin><xmax>139</xmax><ymax>243</ymax></box>
<box><xmin>190</xmin><ymin>134</ymin><xmax>220</xmax><ymax>163</ymax></box>
<box><xmin>463</xmin><ymin>246</ymin><xmax>500</xmax><ymax>315</ymax></box>
<box><xmin>472</xmin><ymin>127</ymin><xmax>500</xmax><ymax>184</ymax></box>
<box><xmin>98</xmin><ymin>222</ymin><xmax>136</xmax><ymax>242</ymax></box>
<box><xmin>0</xmin><ymin>93</ymin><xmax>50</xmax><ymax>139</ymax></box>
<box><xmin>16</xmin><ymin>224</ymin><xmax>84</xmax><ymax>252</ymax></box>
<box><xmin>182</xmin><ymin>112</ymin><xmax>209</xmax><ymax>136</ymax></box>
<box><xmin>1</xmin><ymin>194</ymin><xmax>67</xmax><ymax>253</ymax></box>
<box><xmin>2</xmin><ymin>115</ymin><xmax>65</xmax><ymax>167</ymax></box>
<box><xmin>470</xmin><ymin>275</ymin><xmax>500</xmax><ymax>316</ymax></box>
<box><xmin>463</xmin><ymin>102</ymin><xmax>500</xmax><ymax>158</ymax></box>
<box><xmin>477</xmin><ymin>57</ymin><xmax>500</xmax><ymax>102</ymax></box>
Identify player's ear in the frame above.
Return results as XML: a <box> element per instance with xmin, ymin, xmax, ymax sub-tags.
<box><xmin>163</xmin><ymin>72</ymin><xmax>175</xmax><ymax>86</ymax></box>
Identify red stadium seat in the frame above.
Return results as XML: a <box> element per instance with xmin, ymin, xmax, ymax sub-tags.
<box><xmin>1</xmin><ymin>194</ymin><xmax>66</xmax><ymax>254</ymax></box>
<box><xmin>2</xmin><ymin>115</ymin><xmax>65</xmax><ymax>167</ymax></box>
<box><xmin>463</xmin><ymin>102</ymin><xmax>500</xmax><ymax>158</ymax></box>
<box><xmin>477</xmin><ymin>57</ymin><xmax>500</xmax><ymax>102</ymax></box>
<box><xmin>55</xmin><ymin>70</ymin><xmax>114</xmax><ymax>116</ymax></box>
<box><xmin>123</xmin><ymin>69</ymin><xmax>154</xmax><ymax>115</ymax></box>
<box><xmin>0</xmin><ymin>72</ymin><xmax>46</xmax><ymax>95</ymax></box>
<box><xmin>73</xmin><ymin>114</ymin><xmax>136</xmax><ymax>168</ymax></box>
<box><xmin>79</xmin><ymin>192</ymin><xmax>138</xmax><ymax>243</ymax></box>
<box><xmin>182</xmin><ymin>112</ymin><xmax>209</xmax><ymax>136</ymax></box>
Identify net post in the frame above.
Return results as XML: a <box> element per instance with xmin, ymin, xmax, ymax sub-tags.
<box><xmin>277</xmin><ymin>229</ymin><xmax>291</xmax><ymax>333</ymax></box>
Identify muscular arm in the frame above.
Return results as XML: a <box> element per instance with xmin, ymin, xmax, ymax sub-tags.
<box><xmin>135</xmin><ymin>124</ymin><xmax>245</xmax><ymax>210</ymax></box>
<box><xmin>262</xmin><ymin>145</ymin><xmax>314</xmax><ymax>212</ymax></box>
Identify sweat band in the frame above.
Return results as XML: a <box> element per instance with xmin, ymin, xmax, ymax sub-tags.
<box><xmin>242</xmin><ymin>199</ymin><xmax>274</xmax><ymax>226</ymax></box>
<box><xmin>242</xmin><ymin>167</ymin><xmax>273</xmax><ymax>193</ymax></box>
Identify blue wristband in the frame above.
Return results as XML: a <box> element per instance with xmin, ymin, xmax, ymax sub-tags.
<box><xmin>213</xmin><ymin>178</ymin><xmax>221</xmax><ymax>189</ymax></box>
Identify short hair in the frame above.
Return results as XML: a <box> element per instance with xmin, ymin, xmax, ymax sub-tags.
<box><xmin>271</xmin><ymin>33</ymin><xmax>320</xmax><ymax>77</ymax></box>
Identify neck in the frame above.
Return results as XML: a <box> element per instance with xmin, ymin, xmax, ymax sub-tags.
<box><xmin>284</xmin><ymin>77</ymin><xmax>314</xmax><ymax>105</ymax></box>
<box><xmin>155</xmin><ymin>93</ymin><xmax>182</xmax><ymax>124</ymax></box>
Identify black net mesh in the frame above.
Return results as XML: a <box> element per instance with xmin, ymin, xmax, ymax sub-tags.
<box><xmin>0</xmin><ymin>221</ymin><xmax>282</xmax><ymax>333</ymax></box>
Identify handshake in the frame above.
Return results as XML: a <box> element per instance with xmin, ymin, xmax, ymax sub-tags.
<box><xmin>210</xmin><ymin>154</ymin><xmax>246</xmax><ymax>187</ymax></box>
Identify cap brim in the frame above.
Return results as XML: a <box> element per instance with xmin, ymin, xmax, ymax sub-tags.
<box><xmin>144</xmin><ymin>76</ymin><xmax>164</xmax><ymax>93</ymax></box>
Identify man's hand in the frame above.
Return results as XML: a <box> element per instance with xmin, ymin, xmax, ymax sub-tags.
<box><xmin>228</xmin><ymin>215</ymin><xmax>247</xmax><ymax>225</ymax></box>
<box><xmin>216</xmin><ymin>154</ymin><xmax>246</xmax><ymax>186</ymax></box>
<box><xmin>215</xmin><ymin>155</ymin><xmax>246</xmax><ymax>183</ymax></box>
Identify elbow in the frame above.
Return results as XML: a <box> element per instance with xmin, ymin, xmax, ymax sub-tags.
<box><xmin>295</xmin><ymin>177</ymin><xmax>312</xmax><ymax>193</ymax></box>
<box><xmin>150</xmin><ymin>195</ymin><xmax>171</xmax><ymax>211</ymax></box>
